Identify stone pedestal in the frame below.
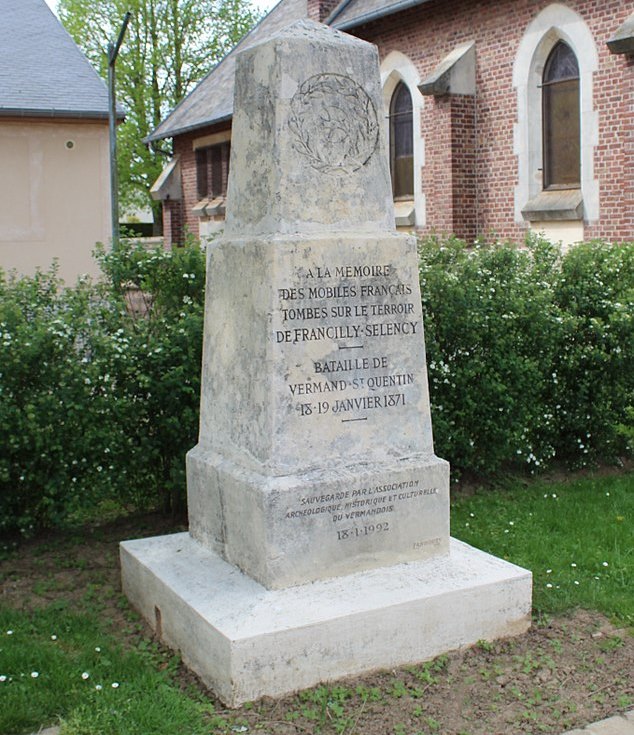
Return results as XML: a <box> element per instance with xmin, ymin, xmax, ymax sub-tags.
<box><xmin>121</xmin><ymin>19</ymin><xmax>532</xmax><ymax>706</ymax></box>
<box><xmin>121</xmin><ymin>534</ymin><xmax>532</xmax><ymax>707</ymax></box>
<box><xmin>186</xmin><ymin>230</ymin><xmax>450</xmax><ymax>589</ymax></box>
<box><xmin>185</xmin><ymin>23</ymin><xmax>452</xmax><ymax>589</ymax></box>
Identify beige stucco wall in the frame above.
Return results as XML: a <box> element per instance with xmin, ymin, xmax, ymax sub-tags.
<box><xmin>0</xmin><ymin>119</ymin><xmax>110</xmax><ymax>283</ymax></box>
<box><xmin>529</xmin><ymin>220</ymin><xmax>585</xmax><ymax>250</ymax></box>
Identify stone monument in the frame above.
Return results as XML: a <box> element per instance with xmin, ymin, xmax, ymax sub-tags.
<box><xmin>121</xmin><ymin>20</ymin><xmax>532</xmax><ymax>707</ymax></box>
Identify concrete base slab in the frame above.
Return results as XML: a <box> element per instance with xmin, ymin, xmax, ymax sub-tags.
<box><xmin>586</xmin><ymin>716</ymin><xmax>634</xmax><ymax>735</ymax></box>
<box><xmin>120</xmin><ymin>533</ymin><xmax>532</xmax><ymax>707</ymax></box>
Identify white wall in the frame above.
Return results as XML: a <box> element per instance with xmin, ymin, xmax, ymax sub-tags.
<box><xmin>0</xmin><ymin>119</ymin><xmax>110</xmax><ymax>283</ymax></box>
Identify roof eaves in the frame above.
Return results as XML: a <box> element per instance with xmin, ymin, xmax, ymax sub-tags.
<box><xmin>0</xmin><ymin>107</ymin><xmax>119</xmax><ymax>120</ymax></box>
<box><xmin>324</xmin><ymin>0</ymin><xmax>355</xmax><ymax>25</ymax></box>
<box><xmin>144</xmin><ymin>113</ymin><xmax>232</xmax><ymax>144</ymax></box>
<box><xmin>330</xmin><ymin>0</ymin><xmax>433</xmax><ymax>30</ymax></box>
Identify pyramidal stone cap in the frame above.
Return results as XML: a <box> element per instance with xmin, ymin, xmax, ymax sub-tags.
<box><xmin>224</xmin><ymin>19</ymin><xmax>394</xmax><ymax>238</ymax></box>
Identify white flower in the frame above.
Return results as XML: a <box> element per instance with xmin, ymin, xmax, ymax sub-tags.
<box><xmin>546</xmin><ymin>569</ymin><xmax>552</xmax><ymax>574</ymax></box>
<box><xmin>602</xmin><ymin>561</ymin><xmax>609</xmax><ymax>567</ymax></box>
<box><xmin>112</xmin><ymin>682</ymin><xmax>119</xmax><ymax>688</ymax></box>
<box><xmin>0</xmin><ymin>675</ymin><xmax>6</xmax><ymax>682</ymax></box>
<box><xmin>574</xmin><ymin>580</ymin><xmax>579</xmax><ymax>585</ymax></box>
<box><xmin>51</xmin><ymin>635</ymin><xmax>57</xmax><ymax>641</ymax></box>
<box><xmin>571</xmin><ymin>563</ymin><xmax>577</xmax><ymax>568</ymax></box>
<box><xmin>95</xmin><ymin>646</ymin><xmax>101</xmax><ymax>652</ymax></box>
<box><xmin>6</xmin><ymin>630</ymin><xmax>13</xmax><ymax>635</ymax></box>
<box><xmin>82</xmin><ymin>672</ymin><xmax>90</xmax><ymax>680</ymax></box>
<box><xmin>95</xmin><ymin>684</ymin><xmax>103</xmax><ymax>691</ymax></box>
<box><xmin>546</xmin><ymin>583</ymin><xmax>553</xmax><ymax>588</ymax></box>
<box><xmin>31</xmin><ymin>671</ymin><xmax>39</xmax><ymax>678</ymax></box>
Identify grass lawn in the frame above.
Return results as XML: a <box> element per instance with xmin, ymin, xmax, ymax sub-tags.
<box><xmin>1</xmin><ymin>471</ymin><xmax>632</xmax><ymax>735</ymax></box>
<box><xmin>451</xmin><ymin>472</ymin><xmax>633</xmax><ymax>621</ymax></box>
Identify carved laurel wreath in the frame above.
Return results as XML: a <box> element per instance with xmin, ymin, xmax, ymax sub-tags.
<box><xmin>288</xmin><ymin>73</ymin><xmax>379</xmax><ymax>176</ymax></box>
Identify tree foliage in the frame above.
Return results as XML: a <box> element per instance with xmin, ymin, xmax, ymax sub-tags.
<box><xmin>58</xmin><ymin>0</ymin><xmax>260</xmax><ymax>222</ymax></box>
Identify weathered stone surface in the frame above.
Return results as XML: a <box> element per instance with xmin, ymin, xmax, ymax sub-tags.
<box><xmin>121</xmin><ymin>535</ymin><xmax>532</xmax><ymax>707</ymax></box>
<box><xmin>225</xmin><ymin>20</ymin><xmax>393</xmax><ymax>237</ymax></box>
<box><xmin>187</xmin><ymin>231</ymin><xmax>449</xmax><ymax>587</ymax></box>
<box><xmin>195</xmin><ymin>234</ymin><xmax>434</xmax><ymax>472</ymax></box>
<box><xmin>188</xmin><ymin>448</ymin><xmax>448</xmax><ymax>588</ymax></box>
<box><xmin>187</xmin><ymin>20</ymin><xmax>449</xmax><ymax>588</ymax></box>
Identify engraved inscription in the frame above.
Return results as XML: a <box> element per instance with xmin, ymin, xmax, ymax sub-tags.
<box><xmin>288</xmin><ymin>74</ymin><xmax>379</xmax><ymax>175</ymax></box>
<box><xmin>274</xmin><ymin>261</ymin><xmax>420</xmax><ymax>422</ymax></box>
<box><xmin>413</xmin><ymin>537</ymin><xmax>442</xmax><ymax>550</ymax></box>
<box><xmin>284</xmin><ymin>481</ymin><xmax>440</xmax><ymax>542</ymax></box>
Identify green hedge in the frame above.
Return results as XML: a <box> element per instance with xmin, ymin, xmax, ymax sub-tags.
<box><xmin>419</xmin><ymin>236</ymin><xmax>633</xmax><ymax>478</ymax></box>
<box><xmin>1</xmin><ymin>237</ymin><xmax>632</xmax><ymax>536</ymax></box>
<box><xmin>0</xmin><ymin>241</ymin><xmax>205</xmax><ymax>538</ymax></box>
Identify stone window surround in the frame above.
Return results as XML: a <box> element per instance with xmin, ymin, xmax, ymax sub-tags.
<box><xmin>513</xmin><ymin>3</ymin><xmax>599</xmax><ymax>225</ymax></box>
<box><xmin>381</xmin><ymin>51</ymin><xmax>425</xmax><ymax>228</ymax></box>
<box><xmin>607</xmin><ymin>11</ymin><xmax>634</xmax><ymax>54</ymax></box>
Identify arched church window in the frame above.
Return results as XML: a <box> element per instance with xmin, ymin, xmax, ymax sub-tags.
<box><xmin>542</xmin><ymin>41</ymin><xmax>580</xmax><ymax>188</ymax></box>
<box><xmin>389</xmin><ymin>82</ymin><xmax>414</xmax><ymax>198</ymax></box>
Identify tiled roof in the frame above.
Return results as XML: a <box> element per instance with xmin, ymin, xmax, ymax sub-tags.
<box><xmin>0</xmin><ymin>0</ymin><xmax>111</xmax><ymax>119</ymax></box>
<box><xmin>328</xmin><ymin>0</ymin><xmax>432</xmax><ymax>30</ymax></box>
<box><xmin>146</xmin><ymin>0</ymin><xmax>308</xmax><ymax>142</ymax></box>
<box><xmin>147</xmin><ymin>0</ymin><xmax>437</xmax><ymax>141</ymax></box>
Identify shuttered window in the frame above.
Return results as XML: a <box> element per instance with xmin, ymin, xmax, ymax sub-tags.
<box><xmin>196</xmin><ymin>142</ymin><xmax>230</xmax><ymax>199</ymax></box>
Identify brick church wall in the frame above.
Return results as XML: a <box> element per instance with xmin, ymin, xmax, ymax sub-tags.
<box><xmin>307</xmin><ymin>0</ymin><xmax>340</xmax><ymax>22</ymax></box>
<box><xmin>353</xmin><ymin>0</ymin><xmax>633</xmax><ymax>242</ymax></box>
<box><xmin>173</xmin><ymin>130</ymin><xmax>200</xmax><ymax>241</ymax></box>
<box><xmin>170</xmin><ymin>123</ymin><xmax>232</xmax><ymax>244</ymax></box>
<box><xmin>163</xmin><ymin>0</ymin><xmax>633</xmax><ymax>244</ymax></box>
<box><xmin>585</xmin><ymin>33</ymin><xmax>634</xmax><ymax>239</ymax></box>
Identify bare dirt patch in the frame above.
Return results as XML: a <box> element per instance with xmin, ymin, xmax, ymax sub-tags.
<box><xmin>1</xmin><ymin>514</ymin><xmax>632</xmax><ymax>735</ymax></box>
